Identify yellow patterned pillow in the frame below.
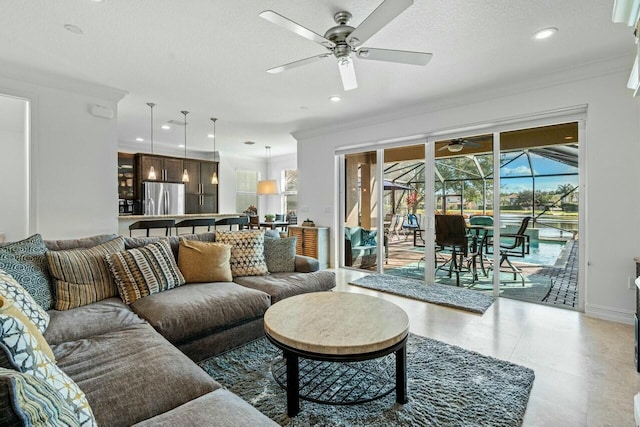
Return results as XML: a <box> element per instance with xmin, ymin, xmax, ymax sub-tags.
<box><xmin>214</xmin><ymin>230</ymin><xmax>268</xmax><ymax>277</ymax></box>
<box><xmin>178</xmin><ymin>238</ymin><xmax>232</xmax><ymax>283</ymax></box>
<box><xmin>0</xmin><ymin>269</ymin><xmax>49</xmax><ymax>335</ymax></box>
<box><xmin>0</xmin><ymin>315</ymin><xmax>96</xmax><ymax>426</ymax></box>
<box><xmin>46</xmin><ymin>237</ymin><xmax>125</xmax><ymax>310</ymax></box>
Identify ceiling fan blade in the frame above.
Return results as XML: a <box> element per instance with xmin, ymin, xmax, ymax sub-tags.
<box><xmin>356</xmin><ymin>48</ymin><xmax>432</xmax><ymax>66</ymax></box>
<box><xmin>346</xmin><ymin>0</ymin><xmax>414</xmax><ymax>47</ymax></box>
<box><xmin>259</xmin><ymin>10</ymin><xmax>336</xmax><ymax>48</ymax></box>
<box><xmin>464</xmin><ymin>141</ymin><xmax>481</xmax><ymax>148</ymax></box>
<box><xmin>266</xmin><ymin>54</ymin><xmax>331</xmax><ymax>74</ymax></box>
<box><xmin>437</xmin><ymin>145</ymin><xmax>451</xmax><ymax>152</ymax></box>
<box><xmin>338</xmin><ymin>57</ymin><xmax>358</xmax><ymax>91</ymax></box>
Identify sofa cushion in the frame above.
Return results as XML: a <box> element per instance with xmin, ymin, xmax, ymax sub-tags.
<box><xmin>106</xmin><ymin>240</ymin><xmax>185</xmax><ymax>304</ymax></box>
<box><xmin>233</xmin><ymin>270</ymin><xmax>336</xmax><ymax>303</ymax></box>
<box><xmin>130</xmin><ymin>282</ymin><xmax>270</xmax><ymax>345</ymax></box>
<box><xmin>52</xmin><ymin>323</ymin><xmax>218</xmax><ymax>427</ymax></box>
<box><xmin>178</xmin><ymin>239</ymin><xmax>232</xmax><ymax>283</ymax></box>
<box><xmin>263</xmin><ymin>237</ymin><xmax>296</xmax><ymax>273</ymax></box>
<box><xmin>46</xmin><ymin>237</ymin><xmax>125</xmax><ymax>310</ymax></box>
<box><xmin>0</xmin><ymin>367</ymin><xmax>80</xmax><ymax>427</ymax></box>
<box><xmin>294</xmin><ymin>255</ymin><xmax>320</xmax><ymax>273</ymax></box>
<box><xmin>0</xmin><ymin>234</ymin><xmax>53</xmax><ymax>311</ymax></box>
<box><xmin>0</xmin><ymin>315</ymin><xmax>96</xmax><ymax>426</ymax></box>
<box><xmin>215</xmin><ymin>230</ymin><xmax>268</xmax><ymax>277</ymax></box>
<box><xmin>0</xmin><ymin>269</ymin><xmax>49</xmax><ymax>335</ymax></box>
<box><xmin>44</xmin><ymin>234</ymin><xmax>118</xmax><ymax>252</ymax></box>
<box><xmin>44</xmin><ymin>297</ymin><xmax>145</xmax><ymax>345</ymax></box>
<box><xmin>131</xmin><ymin>389</ymin><xmax>278</xmax><ymax>427</ymax></box>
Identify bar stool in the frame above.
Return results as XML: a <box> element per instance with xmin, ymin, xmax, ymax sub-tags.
<box><xmin>214</xmin><ymin>217</ymin><xmax>249</xmax><ymax>230</ymax></box>
<box><xmin>129</xmin><ymin>219</ymin><xmax>176</xmax><ymax>237</ymax></box>
<box><xmin>174</xmin><ymin>218</ymin><xmax>216</xmax><ymax>235</ymax></box>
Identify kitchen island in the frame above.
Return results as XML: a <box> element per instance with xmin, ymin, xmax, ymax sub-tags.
<box><xmin>118</xmin><ymin>213</ymin><xmax>244</xmax><ymax>236</ymax></box>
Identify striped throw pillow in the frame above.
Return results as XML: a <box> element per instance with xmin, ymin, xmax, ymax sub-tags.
<box><xmin>46</xmin><ymin>237</ymin><xmax>125</xmax><ymax>311</ymax></box>
<box><xmin>105</xmin><ymin>239</ymin><xmax>185</xmax><ymax>305</ymax></box>
<box><xmin>0</xmin><ymin>367</ymin><xmax>80</xmax><ymax>427</ymax></box>
<box><xmin>215</xmin><ymin>230</ymin><xmax>268</xmax><ymax>277</ymax></box>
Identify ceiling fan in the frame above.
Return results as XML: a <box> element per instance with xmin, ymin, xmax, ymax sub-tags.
<box><xmin>259</xmin><ymin>0</ymin><xmax>432</xmax><ymax>91</ymax></box>
<box><xmin>438</xmin><ymin>138</ymin><xmax>481</xmax><ymax>153</ymax></box>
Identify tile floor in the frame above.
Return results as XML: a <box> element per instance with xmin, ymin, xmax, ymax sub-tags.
<box><xmin>334</xmin><ymin>268</ymin><xmax>639</xmax><ymax>427</ymax></box>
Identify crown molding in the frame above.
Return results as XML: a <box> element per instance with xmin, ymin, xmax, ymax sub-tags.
<box><xmin>0</xmin><ymin>60</ymin><xmax>127</xmax><ymax>102</ymax></box>
<box><xmin>292</xmin><ymin>54</ymin><xmax>633</xmax><ymax>141</ymax></box>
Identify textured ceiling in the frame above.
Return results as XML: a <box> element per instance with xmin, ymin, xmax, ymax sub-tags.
<box><xmin>0</xmin><ymin>0</ymin><xmax>632</xmax><ymax>158</ymax></box>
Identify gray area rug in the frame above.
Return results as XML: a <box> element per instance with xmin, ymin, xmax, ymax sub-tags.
<box><xmin>199</xmin><ymin>335</ymin><xmax>535</xmax><ymax>427</ymax></box>
<box><xmin>349</xmin><ymin>274</ymin><xmax>494</xmax><ymax>314</ymax></box>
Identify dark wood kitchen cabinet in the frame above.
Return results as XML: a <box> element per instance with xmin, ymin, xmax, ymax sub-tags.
<box><xmin>183</xmin><ymin>160</ymin><xmax>219</xmax><ymax>214</ymax></box>
<box><xmin>137</xmin><ymin>154</ymin><xmax>184</xmax><ymax>183</ymax></box>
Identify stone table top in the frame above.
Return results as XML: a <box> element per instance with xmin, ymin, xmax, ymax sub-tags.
<box><xmin>264</xmin><ymin>292</ymin><xmax>409</xmax><ymax>356</ymax></box>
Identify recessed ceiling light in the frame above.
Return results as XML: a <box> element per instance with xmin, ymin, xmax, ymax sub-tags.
<box><xmin>178</xmin><ymin>144</ymin><xmax>185</xmax><ymax>148</ymax></box>
<box><xmin>135</xmin><ymin>137</ymin><xmax>144</xmax><ymax>142</ymax></box>
<box><xmin>533</xmin><ymin>27</ymin><xmax>557</xmax><ymax>40</ymax></box>
<box><xmin>161</xmin><ymin>124</ymin><xmax>171</xmax><ymax>130</ymax></box>
<box><xmin>244</xmin><ymin>141</ymin><xmax>256</xmax><ymax>145</ymax></box>
<box><xmin>207</xmin><ymin>133</ymin><xmax>214</xmax><ymax>138</ymax></box>
<box><xmin>89</xmin><ymin>0</ymin><xmax>104</xmax><ymax>2</ymax></box>
<box><xmin>64</xmin><ymin>24</ymin><xmax>84</xmax><ymax>35</ymax></box>
<box><xmin>329</xmin><ymin>96</ymin><xmax>341</xmax><ymax>102</ymax></box>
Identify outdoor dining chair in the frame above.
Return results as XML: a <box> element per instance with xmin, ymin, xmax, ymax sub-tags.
<box><xmin>486</xmin><ymin>216</ymin><xmax>532</xmax><ymax>286</ymax></box>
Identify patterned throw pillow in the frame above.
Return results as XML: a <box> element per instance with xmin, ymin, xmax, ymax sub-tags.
<box><xmin>264</xmin><ymin>237</ymin><xmax>297</xmax><ymax>273</ymax></box>
<box><xmin>0</xmin><ymin>315</ymin><xmax>96</xmax><ymax>426</ymax></box>
<box><xmin>0</xmin><ymin>367</ymin><xmax>80</xmax><ymax>427</ymax></box>
<box><xmin>215</xmin><ymin>230</ymin><xmax>269</xmax><ymax>277</ymax></box>
<box><xmin>0</xmin><ymin>234</ymin><xmax>53</xmax><ymax>311</ymax></box>
<box><xmin>0</xmin><ymin>269</ymin><xmax>49</xmax><ymax>335</ymax></box>
<box><xmin>46</xmin><ymin>237</ymin><xmax>125</xmax><ymax>311</ymax></box>
<box><xmin>106</xmin><ymin>240</ymin><xmax>186</xmax><ymax>305</ymax></box>
<box><xmin>178</xmin><ymin>238</ymin><xmax>233</xmax><ymax>283</ymax></box>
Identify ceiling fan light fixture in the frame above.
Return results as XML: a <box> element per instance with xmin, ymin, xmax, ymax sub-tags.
<box><xmin>533</xmin><ymin>27</ymin><xmax>557</xmax><ymax>40</ymax></box>
<box><xmin>447</xmin><ymin>143</ymin><xmax>465</xmax><ymax>153</ymax></box>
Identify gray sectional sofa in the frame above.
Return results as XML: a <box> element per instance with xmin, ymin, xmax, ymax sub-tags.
<box><xmin>2</xmin><ymin>231</ymin><xmax>336</xmax><ymax>426</ymax></box>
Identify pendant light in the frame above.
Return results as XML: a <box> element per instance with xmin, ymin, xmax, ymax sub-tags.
<box><xmin>181</xmin><ymin>110</ymin><xmax>189</xmax><ymax>182</ymax></box>
<box><xmin>257</xmin><ymin>146</ymin><xmax>278</xmax><ymax>195</ymax></box>
<box><xmin>210</xmin><ymin>117</ymin><xmax>219</xmax><ymax>185</ymax></box>
<box><xmin>147</xmin><ymin>102</ymin><xmax>157</xmax><ymax>180</ymax></box>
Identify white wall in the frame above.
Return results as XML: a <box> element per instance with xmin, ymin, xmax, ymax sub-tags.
<box><xmin>295</xmin><ymin>68</ymin><xmax>640</xmax><ymax>324</ymax></box>
<box><xmin>0</xmin><ymin>63</ymin><xmax>126</xmax><ymax>240</ymax></box>
<box><xmin>0</xmin><ymin>96</ymin><xmax>28</xmax><ymax>241</ymax></box>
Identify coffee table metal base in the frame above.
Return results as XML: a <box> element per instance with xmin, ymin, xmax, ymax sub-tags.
<box><xmin>266</xmin><ymin>333</ymin><xmax>408</xmax><ymax>417</ymax></box>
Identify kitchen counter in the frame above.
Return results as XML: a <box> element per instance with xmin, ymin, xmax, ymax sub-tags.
<box><xmin>118</xmin><ymin>213</ymin><xmax>244</xmax><ymax>236</ymax></box>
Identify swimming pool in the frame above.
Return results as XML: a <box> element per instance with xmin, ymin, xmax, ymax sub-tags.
<box><xmin>502</xmin><ymin>239</ymin><xmax>567</xmax><ymax>266</ymax></box>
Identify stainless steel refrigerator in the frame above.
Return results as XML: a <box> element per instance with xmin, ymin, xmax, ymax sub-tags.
<box><xmin>142</xmin><ymin>182</ymin><xmax>185</xmax><ymax>215</ymax></box>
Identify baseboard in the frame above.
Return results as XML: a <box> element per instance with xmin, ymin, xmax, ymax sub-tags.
<box><xmin>585</xmin><ymin>303</ymin><xmax>634</xmax><ymax>325</ymax></box>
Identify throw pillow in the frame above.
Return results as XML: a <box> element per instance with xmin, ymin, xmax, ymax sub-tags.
<box><xmin>215</xmin><ymin>230</ymin><xmax>268</xmax><ymax>277</ymax></box>
<box><xmin>362</xmin><ymin>229</ymin><xmax>378</xmax><ymax>246</ymax></box>
<box><xmin>106</xmin><ymin>239</ymin><xmax>186</xmax><ymax>305</ymax></box>
<box><xmin>0</xmin><ymin>297</ymin><xmax>56</xmax><ymax>368</ymax></box>
<box><xmin>0</xmin><ymin>367</ymin><xmax>80</xmax><ymax>427</ymax></box>
<box><xmin>264</xmin><ymin>237</ymin><xmax>297</xmax><ymax>273</ymax></box>
<box><xmin>0</xmin><ymin>315</ymin><xmax>96</xmax><ymax>426</ymax></box>
<box><xmin>263</xmin><ymin>229</ymin><xmax>281</xmax><ymax>240</ymax></box>
<box><xmin>0</xmin><ymin>234</ymin><xmax>53</xmax><ymax>311</ymax></box>
<box><xmin>178</xmin><ymin>238</ymin><xmax>232</xmax><ymax>283</ymax></box>
<box><xmin>46</xmin><ymin>237</ymin><xmax>125</xmax><ymax>311</ymax></box>
<box><xmin>0</xmin><ymin>269</ymin><xmax>49</xmax><ymax>335</ymax></box>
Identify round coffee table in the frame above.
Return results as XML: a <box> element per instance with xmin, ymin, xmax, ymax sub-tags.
<box><xmin>264</xmin><ymin>291</ymin><xmax>410</xmax><ymax>417</ymax></box>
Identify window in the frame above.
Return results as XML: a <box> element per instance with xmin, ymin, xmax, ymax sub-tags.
<box><xmin>282</xmin><ymin>169</ymin><xmax>298</xmax><ymax>216</ymax></box>
<box><xmin>236</xmin><ymin>170</ymin><xmax>258</xmax><ymax>213</ymax></box>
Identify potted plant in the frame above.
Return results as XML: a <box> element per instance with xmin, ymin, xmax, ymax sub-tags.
<box><xmin>264</xmin><ymin>214</ymin><xmax>275</xmax><ymax>222</ymax></box>
<box><xmin>245</xmin><ymin>205</ymin><xmax>258</xmax><ymax>216</ymax></box>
